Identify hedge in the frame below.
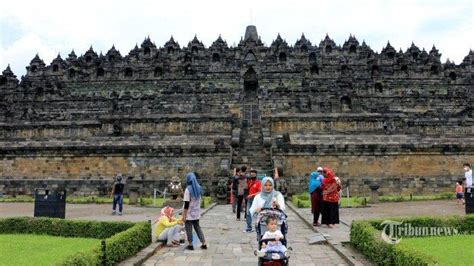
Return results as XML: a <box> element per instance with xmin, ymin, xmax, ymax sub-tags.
<box><xmin>0</xmin><ymin>217</ymin><xmax>152</xmax><ymax>265</ymax></box>
<box><xmin>350</xmin><ymin>215</ymin><xmax>474</xmax><ymax>265</ymax></box>
<box><xmin>0</xmin><ymin>217</ymin><xmax>134</xmax><ymax>239</ymax></box>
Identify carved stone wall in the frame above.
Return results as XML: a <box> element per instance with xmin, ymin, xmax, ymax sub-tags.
<box><xmin>0</xmin><ymin>25</ymin><xmax>472</xmax><ymax>196</ymax></box>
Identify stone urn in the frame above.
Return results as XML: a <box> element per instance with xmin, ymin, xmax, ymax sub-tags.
<box><xmin>369</xmin><ymin>183</ymin><xmax>380</xmax><ymax>203</ymax></box>
<box><xmin>163</xmin><ymin>176</ymin><xmax>184</xmax><ymax>208</ymax></box>
<box><xmin>167</xmin><ymin>176</ymin><xmax>183</xmax><ymax>200</ymax></box>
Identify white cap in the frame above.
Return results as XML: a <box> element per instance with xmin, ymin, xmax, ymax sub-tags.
<box><xmin>317</xmin><ymin>167</ymin><xmax>323</xmax><ymax>171</ymax></box>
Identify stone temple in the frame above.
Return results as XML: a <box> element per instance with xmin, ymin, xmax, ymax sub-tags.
<box><xmin>0</xmin><ymin>25</ymin><xmax>472</xmax><ymax>197</ymax></box>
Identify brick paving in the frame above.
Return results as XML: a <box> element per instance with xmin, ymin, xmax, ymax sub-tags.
<box><xmin>143</xmin><ymin>204</ymin><xmax>347</xmax><ymax>266</ymax></box>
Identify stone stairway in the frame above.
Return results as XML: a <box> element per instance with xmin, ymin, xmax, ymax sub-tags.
<box><xmin>231</xmin><ymin>124</ymin><xmax>273</xmax><ymax>175</ymax></box>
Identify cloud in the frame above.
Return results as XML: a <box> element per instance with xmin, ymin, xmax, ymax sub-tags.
<box><xmin>0</xmin><ymin>0</ymin><xmax>472</xmax><ymax>76</ymax></box>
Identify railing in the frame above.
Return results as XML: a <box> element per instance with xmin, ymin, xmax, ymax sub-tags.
<box><xmin>241</xmin><ymin>103</ymin><xmax>261</xmax><ymax>127</ymax></box>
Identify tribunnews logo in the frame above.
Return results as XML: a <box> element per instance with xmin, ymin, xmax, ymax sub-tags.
<box><xmin>380</xmin><ymin>220</ymin><xmax>460</xmax><ymax>244</ymax></box>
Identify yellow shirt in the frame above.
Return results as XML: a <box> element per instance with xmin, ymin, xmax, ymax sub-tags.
<box><xmin>155</xmin><ymin>216</ymin><xmax>178</xmax><ymax>236</ymax></box>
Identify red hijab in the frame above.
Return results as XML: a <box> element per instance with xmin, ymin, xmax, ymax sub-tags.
<box><xmin>322</xmin><ymin>167</ymin><xmax>340</xmax><ymax>202</ymax></box>
<box><xmin>322</xmin><ymin>167</ymin><xmax>335</xmax><ymax>184</ymax></box>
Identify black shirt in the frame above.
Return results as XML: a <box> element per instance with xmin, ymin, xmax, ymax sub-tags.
<box><xmin>114</xmin><ymin>183</ymin><xmax>124</xmax><ymax>195</ymax></box>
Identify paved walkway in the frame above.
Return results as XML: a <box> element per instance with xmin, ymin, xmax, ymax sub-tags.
<box><xmin>0</xmin><ymin>202</ymin><xmax>159</xmax><ymax>222</ymax></box>
<box><xmin>338</xmin><ymin>199</ymin><xmax>465</xmax><ymax>224</ymax></box>
<box><xmin>143</xmin><ymin>205</ymin><xmax>347</xmax><ymax>266</ymax></box>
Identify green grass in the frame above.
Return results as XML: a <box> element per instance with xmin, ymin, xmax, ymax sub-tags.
<box><xmin>291</xmin><ymin>192</ymin><xmax>368</xmax><ymax>208</ymax></box>
<box><xmin>290</xmin><ymin>191</ymin><xmax>456</xmax><ymax>208</ymax></box>
<box><xmin>379</xmin><ymin>192</ymin><xmax>454</xmax><ymax>202</ymax></box>
<box><xmin>399</xmin><ymin>235</ymin><xmax>474</xmax><ymax>265</ymax></box>
<box><xmin>0</xmin><ymin>195</ymin><xmax>213</xmax><ymax>208</ymax></box>
<box><xmin>0</xmin><ymin>234</ymin><xmax>100</xmax><ymax>265</ymax></box>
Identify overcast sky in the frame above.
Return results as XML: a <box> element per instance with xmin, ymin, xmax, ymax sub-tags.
<box><xmin>1</xmin><ymin>0</ymin><xmax>472</xmax><ymax>77</ymax></box>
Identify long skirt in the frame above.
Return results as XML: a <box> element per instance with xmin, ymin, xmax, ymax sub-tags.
<box><xmin>321</xmin><ymin>200</ymin><xmax>339</xmax><ymax>225</ymax></box>
<box><xmin>310</xmin><ymin>189</ymin><xmax>323</xmax><ymax>223</ymax></box>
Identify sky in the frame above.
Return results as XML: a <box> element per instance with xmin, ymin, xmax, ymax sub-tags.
<box><xmin>0</xmin><ymin>0</ymin><xmax>473</xmax><ymax>77</ymax></box>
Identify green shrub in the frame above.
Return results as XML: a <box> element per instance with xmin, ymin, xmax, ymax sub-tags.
<box><xmin>201</xmin><ymin>196</ymin><xmax>212</xmax><ymax>208</ymax></box>
<box><xmin>104</xmin><ymin>222</ymin><xmax>151</xmax><ymax>265</ymax></box>
<box><xmin>350</xmin><ymin>215</ymin><xmax>474</xmax><ymax>265</ymax></box>
<box><xmin>0</xmin><ymin>217</ymin><xmax>152</xmax><ymax>265</ymax></box>
<box><xmin>58</xmin><ymin>248</ymin><xmax>101</xmax><ymax>266</ymax></box>
<box><xmin>0</xmin><ymin>217</ymin><xmax>134</xmax><ymax>239</ymax></box>
<box><xmin>351</xmin><ymin>220</ymin><xmax>437</xmax><ymax>265</ymax></box>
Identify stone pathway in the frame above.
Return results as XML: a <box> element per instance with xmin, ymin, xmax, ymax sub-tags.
<box><xmin>0</xmin><ymin>202</ymin><xmax>160</xmax><ymax>222</ymax></box>
<box><xmin>143</xmin><ymin>204</ymin><xmax>347</xmax><ymax>266</ymax></box>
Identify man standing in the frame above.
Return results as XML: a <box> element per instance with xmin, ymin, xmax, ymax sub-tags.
<box><xmin>464</xmin><ymin>163</ymin><xmax>472</xmax><ymax>188</ymax></box>
<box><xmin>230</xmin><ymin>168</ymin><xmax>240</xmax><ymax>213</ymax></box>
<box><xmin>236</xmin><ymin>166</ymin><xmax>248</xmax><ymax>221</ymax></box>
<box><xmin>244</xmin><ymin>169</ymin><xmax>261</xmax><ymax>232</ymax></box>
<box><xmin>111</xmin><ymin>173</ymin><xmax>125</xmax><ymax>215</ymax></box>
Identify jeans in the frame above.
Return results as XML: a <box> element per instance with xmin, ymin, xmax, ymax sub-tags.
<box><xmin>113</xmin><ymin>194</ymin><xmax>123</xmax><ymax>212</ymax></box>
<box><xmin>185</xmin><ymin>220</ymin><xmax>206</xmax><ymax>244</ymax></box>
<box><xmin>245</xmin><ymin>197</ymin><xmax>254</xmax><ymax>231</ymax></box>
<box><xmin>158</xmin><ymin>225</ymin><xmax>182</xmax><ymax>245</ymax></box>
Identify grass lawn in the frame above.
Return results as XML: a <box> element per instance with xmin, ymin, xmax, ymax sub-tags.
<box><xmin>0</xmin><ymin>234</ymin><xmax>100</xmax><ymax>265</ymax></box>
<box><xmin>399</xmin><ymin>235</ymin><xmax>474</xmax><ymax>265</ymax></box>
<box><xmin>0</xmin><ymin>195</ymin><xmax>213</xmax><ymax>208</ymax></box>
<box><xmin>291</xmin><ymin>192</ymin><xmax>368</xmax><ymax>208</ymax></box>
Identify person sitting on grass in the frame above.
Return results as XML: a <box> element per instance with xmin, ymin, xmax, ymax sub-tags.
<box><xmin>254</xmin><ymin>216</ymin><xmax>289</xmax><ymax>259</ymax></box>
<box><xmin>155</xmin><ymin>206</ymin><xmax>184</xmax><ymax>247</ymax></box>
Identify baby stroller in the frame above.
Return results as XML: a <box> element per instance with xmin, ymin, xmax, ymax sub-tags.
<box><xmin>255</xmin><ymin>208</ymin><xmax>290</xmax><ymax>266</ymax></box>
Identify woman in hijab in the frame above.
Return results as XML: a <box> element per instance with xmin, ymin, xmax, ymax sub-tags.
<box><xmin>155</xmin><ymin>206</ymin><xmax>183</xmax><ymax>247</ymax></box>
<box><xmin>249</xmin><ymin>177</ymin><xmax>286</xmax><ymax>217</ymax></box>
<box><xmin>182</xmin><ymin>172</ymin><xmax>207</xmax><ymax>250</ymax></box>
<box><xmin>321</xmin><ymin>167</ymin><xmax>341</xmax><ymax>228</ymax></box>
<box><xmin>309</xmin><ymin>167</ymin><xmax>324</xmax><ymax>226</ymax></box>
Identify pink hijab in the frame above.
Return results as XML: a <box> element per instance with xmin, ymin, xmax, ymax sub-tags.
<box><xmin>160</xmin><ymin>206</ymin><xmax>174</xmax><ymax>219</ymax></box>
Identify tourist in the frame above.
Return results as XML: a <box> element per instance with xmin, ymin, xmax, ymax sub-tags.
<box><xmin>230</xmin><ymin>168</ymin><xmax>240</xmax><ymax>213</ymax></box>
<box><xmin>111</xmin><ymin>173</ymin><xmax>125</xmax><ymax>215</ymax></box>
<box><xmin>182</xmin><ymin>172</ymin><xmax>207</xmax><ymax>250</ymax></box>
<box><xmin>455</xmin><ymin>180</ymin><xmax>464</xmax><ymax>205</ymax></box>
<box><xmin>464</xmin><ymin>163</ymin><xmax>472</xmax><ymax>188</ymax></box>
<box><xmin>155</xmin><ymin>206</ymin><xmax>184</xmax><ymax>247</ymax></box>
<box><xmin>236</xmin><ymin>165</ymin><xmax>249</xmax><ymax>221</ymax></box>
<box><xmin>321</xmin><ymin>167</ymin><xmax>341</xmax><ymax>228</ymax></box>
<box><xmin>309</xmin><ymin>167</ymin><xmax>324</xmax><ymax>226</ymax></box>
<box><xmin>244</xmin><ymin>169</ymin><xmax>261</xmax><ymax>232</ymax></box>
<box><xmin>249</xmin><ymin>177</ymin><xmax>286</xmax><ymax>217</ymax></box>
<box><xmin>254</xmin><ymin>216</ymin><xmax>289</xmax><ymax>260</ymax></box>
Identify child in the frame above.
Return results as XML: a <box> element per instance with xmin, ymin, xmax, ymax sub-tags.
<box><xmin>254</xmin><ymin>216</ymin><xmax>289</xmax><ymax>260</ymax></box>
<box><xmin>456</xmin><ymin>180</ymin><xmax>464</xmax><ymax>205</ymax></box>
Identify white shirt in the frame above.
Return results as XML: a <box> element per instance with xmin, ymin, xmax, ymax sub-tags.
<box><xmin>262</xmin><ymin>230</ymin><xmax>284</xmax><ymax>240</ymax></box>
<box><xmin>183</xmin><ymin>188</ymin><xmax>201</xmax><ymax>220</ymax></box>
<box><xmin>466</xmin><ymin>169</ymin><xmax>473</xmax><ymax>187</ymax></box>
<box><xmin>249</xmin><ymin>192</ymin><xmax>285</xmax><ymax>217</ymax></box>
